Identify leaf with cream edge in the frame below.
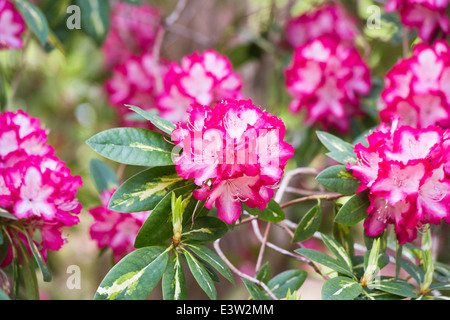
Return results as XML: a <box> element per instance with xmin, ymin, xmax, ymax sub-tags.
<box><xmin>162</xmin><ymin>255</ymin><xmax>187</xmax><ymax>300</ymax></box>
<box><xmin>320</xmin><ymin>233</ymin><xmax>353</xmax><ymax>275</ymax></box>
<box><xmin>86</xmin><ymin>127</ymin><xmax>176</xmax><ymax>167</ymax></box>
<box><xmin>108</xmin><ymin>166</ymin><xmax>193</xmax><ymax>213</ymax></box>
<box><xmin>126</xmin><ymin>105</ymin><xmax>176</xmax><ymax>136</ymax></box>
<box><xmin>322</xmin><ymin>276</ymin><xmax>363</xmax><ymax>300</ymax></box>
<box><xmin>94</xmin><ymin>246</ymin><xmax>169</xmax><ymax>300</ymax></box>
<box><xmin>182</xmin><ymin>249</ymin><xmax>217</xmax><ymax>300</ymax></box>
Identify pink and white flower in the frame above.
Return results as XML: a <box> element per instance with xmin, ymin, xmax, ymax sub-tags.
<box><xmin>0</xmin><ymin>110</ymin><xmax>82</xmax><ymax>267</ymax></box>
<box><xmin>172</xmin><ymin>99</ymin><xmax>294</xmax><ymax>224</ymax></box>
<box><xmin>285</xmin><ymin>3</ymin><xmax>358</xmax><ymax>48</ymax></box>
<box><xmin>385</xmin><ymin>0</ymin><xmax>450</xmax><ymax>42</ymax></box>
<box><xmin>0</xmin><ymin>0</ymin><xmax>25</xmax><ymax>50</ymax></box>
<box><xmin>347</xmin><ymin>119</ymin><xmax>450</xmax><ymax>244</ymax></box>
<box><xmin>88</xmin><ymin>188</ymin><xmax>150</xmax><ymax>262</ymax></box>
<box><xmin>380</xmin><ymin>40</ymin><xmax>450</xmax><ymax>129</ymax></box>
<box><xmin>284</xmin><ymin>35</ymin><xmax>371</xmax><ymax>132</ymax></box>
<box><xmin>158</xmin><ymin>49</ymin><xmax>244</xmax><ymax>124</ymax></box>
<box><xmin>102</xmin><ymin>1</ymin><xmax>162</xmax><ymax>68</ymax></box>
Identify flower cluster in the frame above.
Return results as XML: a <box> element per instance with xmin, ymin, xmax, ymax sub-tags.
<box><xmin>105</xmin><ymin>53</ymin><xmax>168</xmax><ymax>127</ymax></box>
<box><xmin>102</xmin><ymin>1</ymin><xmax>162</xmax><ymax>68</ymax></box>
<box><xmin>0</xmin><ymin>0</ymin><xmax>25</xmax><ymax>50</ymax></box>
<box><xmin>347</xmin><ymin>119</ymin><xmax>450</xmax><ymax>244</ymax></box>
<box><xmin>284</xmin><ymin>36</ymin><xmax>371</xmax><ymax>132</ymax></box>
<box><xmin>158</xmin><ymin>49</ymin><xmax>244</xmax><ymax>124</ymax></box>
<box><xmin>171</xmin><ymin>99</ymin><xmax>294</xmax><ymax>224</ymax></box>
<box><xmin>0</xmin><ymin>110</ymin><xmax>83</xmax><ymax>266</ymax></box>
<box><xmin>385</xmin><ymin>0</ymin><xmax>449</xmax><ymax>42</ymax></box>
<box><xmin>285</xmin><ymin>3</ymin><xmax>358</xmax><ymax>48</ymax></box>
<box><xmin>88</xmin><ymin>188</ymin><xmax>150</xmax><ymax>262</ymax></box>
<box><xmin>379</xmin><ymin>40</ymin><xmax>450</xmax><ymax>129</ymax></box>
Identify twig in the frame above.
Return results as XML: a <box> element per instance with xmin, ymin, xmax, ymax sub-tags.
<box><xmin>214</xmin><ymin>238</ymin><xmax>279</xmax><ymax>300</ymax></box>
<box><xmin>274</xmin><ymin>167</ymin><xmax>319</xmax><ymax>203</ymax></box>
<box><xmin>280</xmin><ymin>193</ymin><xmax>342</xmax><ymax>209</ymax></box>
<box><xmin>255</xmin><ymin>222</ymin><xmax>271</xmax><ymax>274</ymax></box>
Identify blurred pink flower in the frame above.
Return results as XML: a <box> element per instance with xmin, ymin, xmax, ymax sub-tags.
<box><xmin>284</xmin><ymin>35</ymin><xmax>371</xmax><ymax>132</ymax></box>
<box><xmin>0</xmin><ymin>0</ymin><xmax>25</xmax><ymax>50</ymax></box>
<box><xmin>88</xmin><ymin>188</ymin><xmax>150</xmax><ymax>262</ymax></box>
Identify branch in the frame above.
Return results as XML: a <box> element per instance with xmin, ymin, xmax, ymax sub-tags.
<box><xmin>280</xmin><ymin>193</ymin><xmax>342</xmax><ymax>209</ymax></box>
<box><xmin>213</xmin><ymin>238</ymin><xmax>279</xmax><ymax>300</ymax></box>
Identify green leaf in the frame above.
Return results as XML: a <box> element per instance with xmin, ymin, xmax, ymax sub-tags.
<box><xmin>127</xmin><ymin>105</ymin><xmax>176</xmax><ymax>136</ymax></box>
<box><xmin>120</xmin><ymin>0</ymin><xmax>144</xmax><ymax>4</ymax></box>
<box><xmin>292</xmin><ymin>202</ymin><xmax>322</xmax><ymax>242</ymax></box>
<box><xmin>335</xmin><ymin>190</ymin><xmax>370</xmax><ymax>226</ymax></box>
<box><xmin>322</xmin><ymin>276</ymin><xmax>363</xmax><ymax>300</ymax></box>
<box><xmin>23</xmin><ymin>231</ymin><xmax>51</xmax><ymax>282</ymax></box>
<box><xmin>332</xmin><ymin>222</ymin><xmax>354</xmax><ymax>257</ymax></box>
<box><xmin>86</xmin><ymin>127</ymin><xmax>176</xmax><ymax>167</ymax></box>
<box><xmin>89</xmin><ymin>159</ymin><xmax>119</xmax><ymax>194</ymax></box>
<box><xmin>241</xmin><ymin>278</ymin><xmax>270</xmax><ymax>300</ymax></box>
<box><xmin>0</xmin><ymin>207</ymin><xmax>17</xmax><ymax>220</ymax></box>
<box><xmin>182</xmin><ymin>216</ymin><xmax>229</xmax><ymax>244</ymax></box>
<box><xmin>108</xmin><ymin>166</ymin><xmax>192</xmax><ymax>213</ymax></box>
<box><xmin>185</xmin><ymin>243</ymin><xmax>234</xmax><ymax>284</ymax></box>
<box><xmin>325</xmin><ymin>151</ymin><xmax>357</xmax><ymax>165</ymax></box>
<box><xmin>400</xmin><ymin>258</ymin><xmax>424</xmax><ymax>286</ymax></box>
<box><xmin>243</xmin><ymin>199</ymin><xmax>285</xmax><ymax>223</ymax></box>
<box><xmin>320</xmin><ymin>233</ymin><xmax>353</xmax><ymax>274</ymax></box>
<box><xmin>94</xmin><ymin>246</ymin><xmax>169</xmax><ymax>300</ymax></box>
<box><xmin>16</xmin><ymin>238</ymin><xmax>39</xmax><ymax>300</ymax></box>
<box><xmin>376</xmin><ymin>278</ymin><xmax>418</xmax><ymax>298</ymax></box>
<box><xmin>316</xmin><ymin>131</ymin><xmax>355</xmax><ymax>154</ymax></box>
<box><xmin>429</xmin><ymin>282</ymin><xmax>450</xmax><ymax>291</ymax></box>
<box><xmin>268</xmin><ymin>270</ymin><xmax>307</xmax><ymax>299</ymax></box>
<box><xmin>14</xmin><ymin>0</ymin><xmax>49</xmax><ymax>45</ymax></box>
<box><xmin>295</xmin><ymin>248</ymin><xmax>354</xmax><ymax>278</ymax></box>
<box><xmin>183</xmin><ymin>249</ymin><xmax>217</xmax><ymax>300</ymax></box>
<box><xmin>75</xmin><ymin>0</ymin><xmax>110</xmax><ymax>45</ymax></box>
<box><xmin>316</xmin><ymin>165</ymin><xmax>360</xmax><ymax>195</ymax></box>
<box><xmin>256</xmin><ymin>262</ymin><xmax>271</xmax><ymax>285</ymax></box>
<box><xmin>162</xmin><ymin>255</ymin><xmax>187</xmax><ymax>300</ymax></box>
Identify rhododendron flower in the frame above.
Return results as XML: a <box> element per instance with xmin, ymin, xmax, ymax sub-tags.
<box><xmin>171</xmin><ymin>99</ymin><xmax>294</xmax><ymax>224</ymax></box>
<box><xmin>284</xmin><ymin>35</ymin><xmax>371</xmax><ymax>132</ymax></box>
<box><xmin>285</xmin><ymin>3</ymin><xmax>358</xmax><ymax>48</ymax></box>
<box><xmin>0</xmin><ymin>110</ymin><xmax>82</xmax><ymax>267</ymax></box>
<box><xmin>347</xmin><ymin>119</ymin><xmax>450</xmax><ymax>244</ymax></box>
<box><xmin>105</xmin><ymin>53</ymin><xmax>167</xmax><ymax>127</ymax></box>
<box><xmin>0</xmin><ymin>0</ymin><xmax>25</xmax><ymax>50</ymax></box>
<box><xmin>380</xmin><ymin>40</ymin><xmax>450</xmax><ymax>129</ymax></box>
<box><xmin>385</xmin><ymin>0</ymin><xmax>450</xmax><ymax>42</ymax></box>
<box><xmin>102</xmin><ymin>1</ymin><xmax>162</xmax><ymax>67</ymax></box>
<box><xmin>158</xmin><ymin>49</ymin><xmax>244</xmax><ymax>124</ymax></box>
<box><xmin>88</xmin><ymin>188</ymin><xmax>150</xmax><ymax>262</ymax></box>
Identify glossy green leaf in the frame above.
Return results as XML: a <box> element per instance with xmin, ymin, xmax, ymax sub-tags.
<box><xmin>400</xmin><ymin>258</ymin><xmax>424</xmax><ymax>286</ymax></box>
<box><xmin>108</xmin><ymin>166</ymin><xmax>192</xmax><ymax>213</ymax></box>
<box><xmin>335</xmin><ymin>190</ymin><xmax>370</xmax><ymax>226</ymax></box>
<box><xmin>183</xmin><ymin>249</ymin><xmax>217</xmax><ymax>300</ymax></box>
<box><xmin>86</xmin><ymin>127</ymin><xmax>176</xmax><ymax>167</ymax></box>
<box><xmin>17</xmin><ymin>238</ymin><xmax>39</xmax><ymax>300</ymax></box>
<box><xmin>295</xmin><ymin>248</ymin><xmax>354</xmax><ymax>278</ymax></box>
<box><xmin>14</xmin><ymin>0</ymin><xmax>49</xmax><ymax>45</ymax></box>
<box><xmin>292</xmin><ymin>202</ymin><xmax>322</xmax><ymax>242</ymax></box>
<box><xmin>75</xmin><ymin>0</ymin><xmax>110</xmax><ymax>45</ymax></box>
<box><xmin>89</xmin><ymin>159</ymin><xmax>119</xmax><ymax>194</ymax></box>
<box><xmin>243</xmin><ymin>199</ymin><xmax>285</xmax><ymax>223</ymax></box>
<box><xmin>94</xmin><ymin>246</ymin><xmax>169</xmax><ymax>300</ymax></box>
<box><xmin>126</xmin><ymin>105</ymin><xmax>176</xmax><ymax>136</ymax></box>
<box><xmin>268</xmin><ymin>270</ymin><xmax>307</xmax><ymax>299</ymax></box>
<box><xmin>0</xmin><ymin>207</ymin><xmax>17</xmax><ymax>220</ymax></box>
<box><xmin>256</xmin><ymin>262</ymin><xmax>271</xmax><ymax>285</ymax></box>
<box><xmin>241</xmin><ymin>278</ymin><xmax>270</xmax><ymax>300</ymax></box>
<box><xmin>162</xmin><ymin>255</ymin><xmax>187</xmax><ymax>300</ymax></box>
<box><xmin>316</xmin><ymin>165</ymin><xmax>360</xmax><ymax>195</ymax></box>
<box><xmin>182</xmin><ymin>216</ymin><xmax>228</xmax><ymax>244</ymax></box>
<box><xmin>322</xmin><ymin>276</ymin><xmax>362</xmax><ymax>300</ymax></box>
<box><xmin>23</xmin><ymin>231</ymin><xmax>51</xmax><ymax>282</ymax></box>
<box><xmin>320</xmin><ymin>233</ymin><xmax>353</xmax><ymax>274</ymax></box>
<box><xmin>185</xmin><ymin>243</ymin><xmax>234</xmax><ymax>284</ymax></box>
<box><xmin>376</xmin><ymin>278</ymin><xmax>418</xmax><ymax>298</ymax></box>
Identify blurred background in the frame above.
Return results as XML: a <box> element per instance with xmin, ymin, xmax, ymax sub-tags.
<box><xmin>0</xmin><ymin>0</ymin><xmax>448</xmax><ymax>300</ymax></box>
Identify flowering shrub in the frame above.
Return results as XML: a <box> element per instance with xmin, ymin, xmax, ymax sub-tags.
<box><xmin>0</xmin><ymin>0</ymin><xmax>449</xmax><ymax>303</ymax></box>
<box><xmin>380</xmin><ymin>40</ymin><xmax>450</xmax><ymax>128</ymax></box>
<box><xmin>385</xmin><ymin>0</ymin><xmax>450</xmax><ymax>42</ymax></box>
<box><xmin>0</xmin><ymin>110</ymin><xmax>82</xmax><ymax>268</ymax></box>
<box><xmin>284</xmin><ymin>35</ymin><xmax>371</xmax><ymax>132</ymax></box>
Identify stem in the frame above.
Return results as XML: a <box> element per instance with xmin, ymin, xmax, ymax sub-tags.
<box><xmin>213</xmin><ymin>238</ymin><xmax>279</xmax><ymax>300</ymax></box>
<box><xmin>255</xmin><ymin>222</ymin><xmax>271</xmax><ymax>274</ymax></box>
<box><xmin>280</xmin><ymin>193</ymin><xmax>342</xmax><ymax>209</ymax></box>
